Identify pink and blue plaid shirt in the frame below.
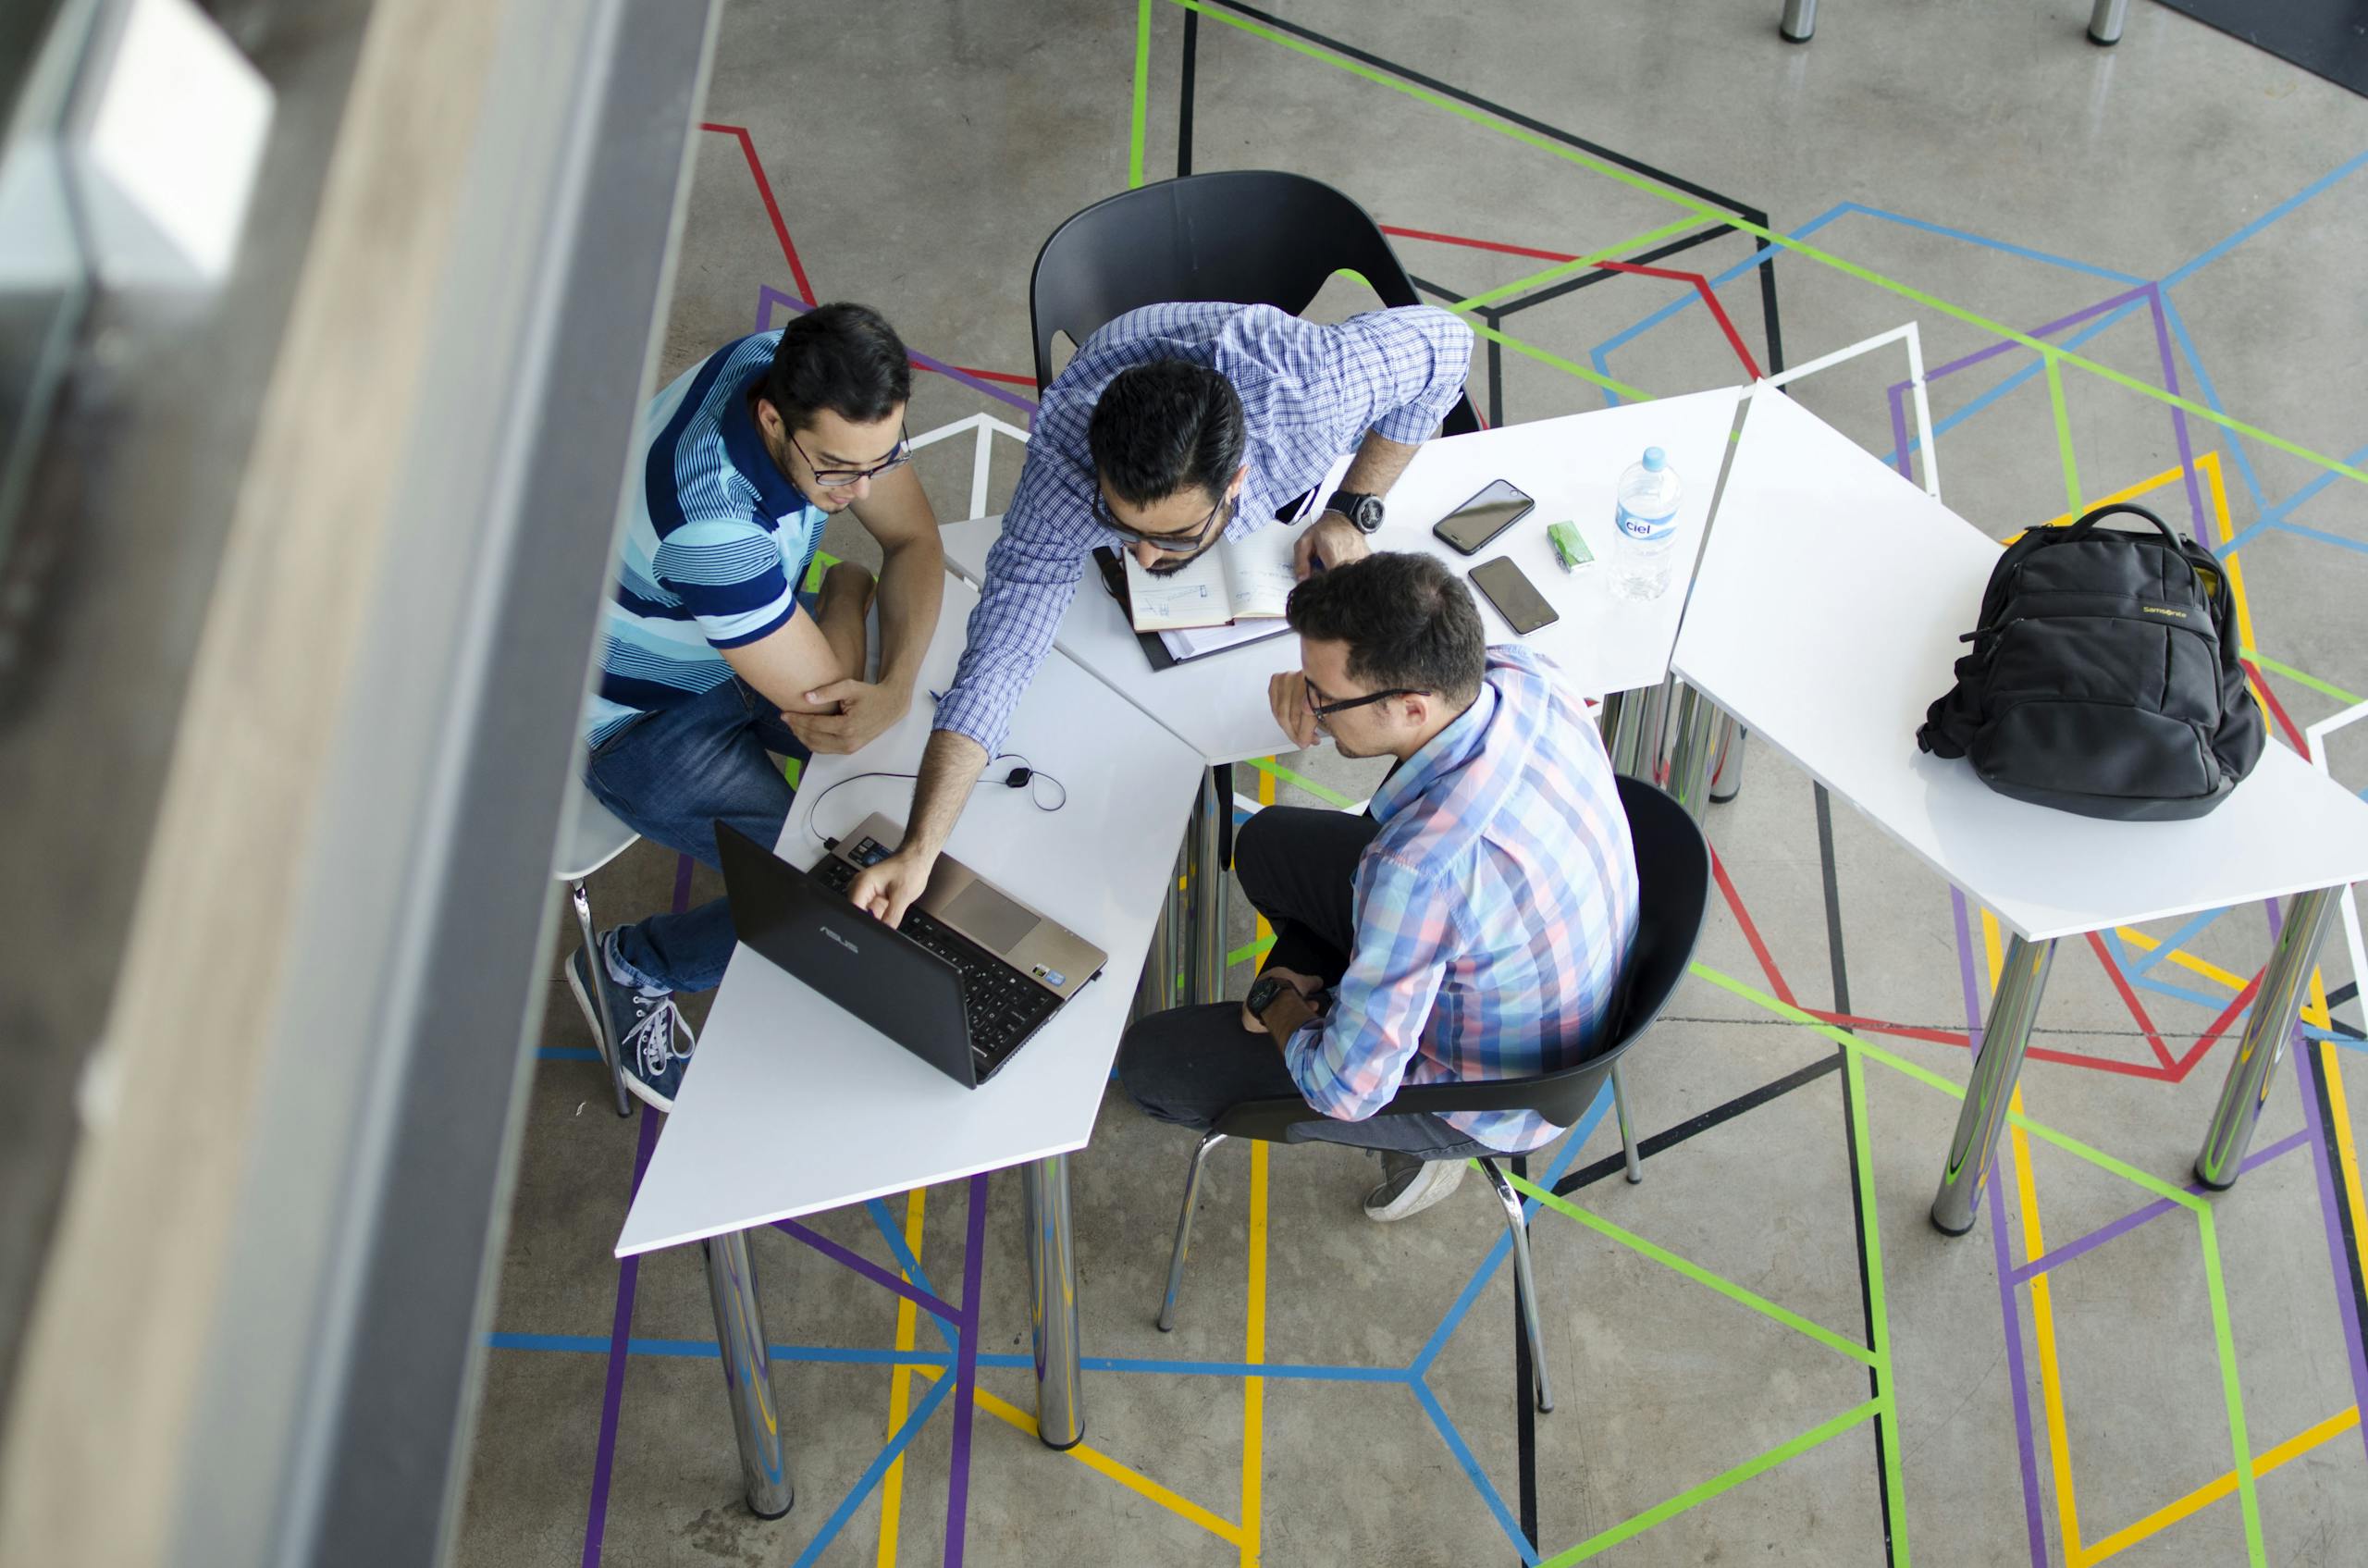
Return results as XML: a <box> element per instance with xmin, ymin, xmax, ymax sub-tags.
<box><xmin>1285</xmin><ymin>646</ymin><xmax>1640</xmax><ymax>1153</ymax></box>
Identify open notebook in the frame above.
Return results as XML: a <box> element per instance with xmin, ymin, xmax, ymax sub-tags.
<box><xmin>1092</xmin><ymin>517</ymin><xmax>1313</xmax><ymax>669</ymax></box>
<box><xmin>1119</xmin><ymin>525</ymin><xmax>1300</xmax><ymax>632</ymax></box>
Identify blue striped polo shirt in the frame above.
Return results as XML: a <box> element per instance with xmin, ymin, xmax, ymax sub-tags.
<box><xmin>584</xmin><ymin>331</ymin><xmax>822</xmax><ymax>748</ymax></box>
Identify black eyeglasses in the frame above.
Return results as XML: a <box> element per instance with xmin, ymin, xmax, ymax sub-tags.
<box><xmin>790</xmin><ymin>422</ymin><xmax>912</xmax><ymax>489</ymax></box>
<box><xmin>1091</xmin><ymin>485</ymin><xmax>1237</xmax><ymax>556</ymax></box>
<box><xmin>1304</xmin><ymin>678</ymin><xmax>1429</xmax><ymax>722</ymax></box>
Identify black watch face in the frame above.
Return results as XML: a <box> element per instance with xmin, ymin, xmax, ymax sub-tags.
<box><xmin>1351</xmin><ymin>496</ymin><xmax>1384</xmax><ymax>532</ymax></box>
<box><xmin>1248</xmin><ymin>976</ymin><xmax>1287</xmax><ymax>1015</ymax></box>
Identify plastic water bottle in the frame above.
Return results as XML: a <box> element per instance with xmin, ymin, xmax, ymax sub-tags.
<box><xmin>1610</xmin><ymin>446</ymin><xmax>1682</xmax><ymax>601</ymax></box>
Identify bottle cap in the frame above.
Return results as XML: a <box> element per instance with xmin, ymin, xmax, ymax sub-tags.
<box><xmin>1642</xmin><ymin>447</ymin><xmax>1666</xmax><ymax>472</ymax></box>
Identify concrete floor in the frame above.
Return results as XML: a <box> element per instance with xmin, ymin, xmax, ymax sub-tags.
<box><xmin>460</xmin><ymin>2</ymin><xmax>2368</xmax><ymax>1563</ymax></box>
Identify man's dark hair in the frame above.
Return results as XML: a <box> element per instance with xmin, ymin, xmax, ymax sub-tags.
<box><xmin>757</xmin><ymin>302</ymin><xmax>912</xmax><ymax>431</ymax></box>
<box><xmin>1286</xmin><ymin>552</ymin><xmax>1486</xmax><ymax>706</ymax></box>
<box><xmin>1087</xmin><ymin>361</ymin><xmax>1246</xmax><ymax>507</ymax></box>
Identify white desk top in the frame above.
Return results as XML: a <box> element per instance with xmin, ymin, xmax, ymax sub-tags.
<box><xmin>1671</xmin><ymin>388</ymin><xmax>2368</xmax><ymax>942</ymax></box>
<box><xmin>940</xmin><ymin>387</ymin><xmax>1745</xmax><ymax>763</ymax></box>
<box><xmin>615</xmin><ymin>575</ymin><xmax>1202</xmax><ymax>1257</ymax></box>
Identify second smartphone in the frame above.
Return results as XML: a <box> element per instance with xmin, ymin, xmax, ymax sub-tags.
<box><xmin>1432</xmin><ymin>477</ymin><xmax>1535</xmax><ymax>555</ymax></box>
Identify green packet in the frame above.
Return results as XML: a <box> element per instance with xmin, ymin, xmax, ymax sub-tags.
<box><xmin>1548</xmin><ymin>520</ymin><xmax>1594</xmax><ymax>573</ymax></box>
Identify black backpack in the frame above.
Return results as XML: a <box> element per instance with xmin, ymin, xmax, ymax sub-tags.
<box><xmin>1916</xmin><ymin>502</ymin><xmax>2263</xmax><ymax>821</ymax></box>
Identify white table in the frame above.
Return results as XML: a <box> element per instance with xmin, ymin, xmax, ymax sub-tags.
<box><xmin>939</xmin><ymin>387</ymin><xmax>1746</xmax><ymax>1003</ymax></box>
<box><xmin>1671</xmin><ymin>387</ymin><xmax>2368</xmax><ymax>1230</ymax></box>
<box><xmin>613</xmin><ymin>574</ymin><xmax>1203</xmax><ymax>1512</ymax></box>
<box><xmin>941</xmin><ymin>386</ymin><xmax>1745</xmax><ymax>763</ymax></box>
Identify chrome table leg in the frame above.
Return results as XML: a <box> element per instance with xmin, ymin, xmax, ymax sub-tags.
<box><xmin>1023</xmin><ymin>1152</ymin><xmax>1086</xmax><ymax>1449</ymax></box>
<box><xmin>1931</xmin><ymin>934</ymin><xmax>2057</xmax><ymax>1236</ymax></box>
<box><xmin>2195</xmin><ymin>887</ymin><xmax>2341</xmax><ymax>1189</ymax></box>
<box><xmin>703</xmin><ymin>1230</ymin><xmax>793</xmax><ymax>1518</ymax></box>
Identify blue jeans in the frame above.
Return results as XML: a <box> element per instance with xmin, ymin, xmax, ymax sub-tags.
<box><xmin>582</xmin><ymin>676</ymin><xmax>808</xmax><ymax>994</ymax></box>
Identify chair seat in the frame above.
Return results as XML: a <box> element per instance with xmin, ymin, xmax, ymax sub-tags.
<box><xmin>555</xmin><ymin>779</ymin><xmax>640</xmax><ymax>883</ymax></box>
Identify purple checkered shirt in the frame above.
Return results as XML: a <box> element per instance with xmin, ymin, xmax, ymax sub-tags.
<box><xmin>1285</xmin><ymin>646</ymin><xmax>1641</xmax><ymax>1153</ymax></box>
<box><xmin>932</xmin><ymin>301</ymin><xmax>1474</xmax><ymax>753</ymax></box>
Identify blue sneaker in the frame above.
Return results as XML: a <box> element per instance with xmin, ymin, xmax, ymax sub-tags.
<box><xmin>566</xmin><ymin>939</ymin><xmax>694</xmax><ymax>1112</ymax></box>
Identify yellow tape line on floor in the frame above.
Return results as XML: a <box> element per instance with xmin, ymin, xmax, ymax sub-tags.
<box><xmin>874</xmin><ymin>1187</ymin><xmax>928</xmax><ymax>1567</ymax></box>
<box><xmin>915</xmin><ymin>1371</ymin><xmax>1248</xmax><ymax>1549</ymax></box>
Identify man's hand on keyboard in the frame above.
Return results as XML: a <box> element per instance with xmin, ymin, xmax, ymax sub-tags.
<box><xmin>849</xmin><ymin>848</ymin><xmax>932</xmax><ymax>930</ymax></box>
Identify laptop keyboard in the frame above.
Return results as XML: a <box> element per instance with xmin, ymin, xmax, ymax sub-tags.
<box><xmin>811</xmin><ymin>853</ymin><xmax>1060</xmax><ymax>1074</ymax></box>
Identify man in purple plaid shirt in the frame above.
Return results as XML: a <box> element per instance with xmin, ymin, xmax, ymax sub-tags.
<box><xmin>845</xmin><ymin>301</ymin><xmax>1473</xmax><ymax>927</ymax></box>
<box><xmin>1118</xmin><ymin>553</ymin><xmax>1640</xmax><ymax>1221</ymax></box>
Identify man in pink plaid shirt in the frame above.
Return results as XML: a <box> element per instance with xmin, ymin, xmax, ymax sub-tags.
<box><xmin>1118</xmin><ymin>552</ymin><xmax>1640</xmax><ymax>1221</ymax></box>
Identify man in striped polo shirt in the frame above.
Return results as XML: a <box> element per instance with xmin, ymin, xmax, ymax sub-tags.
<box><xmin>568</xmin><ymin>302</ymin><xmax>944</xmax><ymax>1110</ymax></box>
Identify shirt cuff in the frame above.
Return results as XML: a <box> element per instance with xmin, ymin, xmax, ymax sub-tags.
<box><xmin>1372</xmin><ymin>398</ymin><xmax>1456</xmax><ymax>446</ymax></box>
<box><xmin>929</xmin><ymin>681</ymin><xmax>1011</xmax><ymax>755</ymax></box>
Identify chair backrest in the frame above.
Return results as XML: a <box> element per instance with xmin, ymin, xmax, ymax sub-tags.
<box><xmin>1213</xmin><ymin>775</ymin><xmax>1710</xmax><ymax>1143</ymax></box>
<box><xmin>1029</xmin><ymin>170</ymin><xmax>1480</xmax><ymax>436</ymax></box>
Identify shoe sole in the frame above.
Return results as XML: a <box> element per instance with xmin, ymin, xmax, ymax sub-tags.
<box><xmin>566</xmin><ymin>952</ymin><xmax>674</xmax><ymax>1114</ymax></box>
<box><xmin>1364</xmin><ymin>1159</ymin><xmax>1467</xmax><ymax>1222</ymax></box>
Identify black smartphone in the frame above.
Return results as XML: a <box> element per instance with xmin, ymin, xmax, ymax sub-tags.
<box><xmin>1468</xmin><ymin>556</ymin><xmax>1560</xmax><ymax>636</ymax></box>
<box><xmin>1431</xmin><ymin>478</ymin><xmax>1536</xmax><ymax>555</ymax></box>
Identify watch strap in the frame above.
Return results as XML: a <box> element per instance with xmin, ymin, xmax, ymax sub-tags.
<box><xmin>1326</xmin><ymin>490</ymin><xmax>1385</xmax><ymax>534</ymax></box>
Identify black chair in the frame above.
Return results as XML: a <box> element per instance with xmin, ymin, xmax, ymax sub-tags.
<box><xmin>1029</xmin><ymin>168</ymin><xmax>1482</xmax><ymax>432</ymax></box>
<box><xmin>1153</xmin><ymin>777</ymin><xmax>1711</xmax><ymax>1414</ymax></box>
<box><xmin>1030</xmin><ymin>171</ymin><xmax>1482</xmax><ymax>877</ymax></box>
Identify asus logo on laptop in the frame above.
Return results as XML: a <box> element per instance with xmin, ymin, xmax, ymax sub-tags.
<box><xmin>820</xmin><ymin>926</ymin><xmax>859</xmax><ymax>956</ymax></box>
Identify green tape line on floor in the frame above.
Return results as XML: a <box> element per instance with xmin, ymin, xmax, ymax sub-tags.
<box><xmin>2246</xmin><ymin>650</ymin><xmax>2363</xmax><ymax>708</ymax></box>
<box><xmin>1503</xmin><ymin>1171</ymin><xmax>1875</xmax><ymax>1367</ymax></box>
<box><xmin>1537</xmin><ymin>1398</ymin><xmax>1881</xmax><ymax>1566</ymax></box>
<box><xmin>1240</xmin><ymin>757</ymin><xmax>1357</xmax><ymax>809</ymax></box>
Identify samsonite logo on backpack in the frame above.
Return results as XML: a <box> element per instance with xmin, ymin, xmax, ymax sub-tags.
<box><xmin>1915</xmin><ymin>502</ymin><xmax>2265</xmax><ymax>821</ymax></box>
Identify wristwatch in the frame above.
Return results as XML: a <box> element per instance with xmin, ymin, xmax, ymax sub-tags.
<box><xmin>1324</xmin><ymin>490</ymin><xmax>1386</xmax><ymax>534</ymax></box>
<box><xmin>1244</xmin><ymin>972</ymin><xmax>1298</xmax><ymax>1020</ymax></box>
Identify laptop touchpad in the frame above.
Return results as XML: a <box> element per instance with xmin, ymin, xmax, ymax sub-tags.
<box><xmin>942</xmin><ymin>883</ymin><xmax>1041</xmax><ymax>955</ymax></box>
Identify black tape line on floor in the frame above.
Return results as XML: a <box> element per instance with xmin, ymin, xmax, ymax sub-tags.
<box><xmin>1838</xmin><ymin>1043</ymin><xmax>1898</xmax><ymax>1567</ymax></box>
<box><xmin>1202</xmin><ymin>0</ymin><xmax>1771</xmax><ymax>219</ymax></box>
<box><xmin>1552</xmin><ymin>1053</ymin><xmax>1843</xmax><ymax>1197</ymax></box>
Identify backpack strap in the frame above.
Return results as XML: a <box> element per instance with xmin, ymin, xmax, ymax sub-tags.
<box><xmin>2061</xmin><ymin>501</ymin><xmax>2178</xmax><ymax>547</ymax></box>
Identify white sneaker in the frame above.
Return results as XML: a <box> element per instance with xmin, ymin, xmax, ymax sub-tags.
<box><xmin>1363</xmin><ymin>1151</ymin><xmax>1469</xmax><ymax>1222</ymax></box>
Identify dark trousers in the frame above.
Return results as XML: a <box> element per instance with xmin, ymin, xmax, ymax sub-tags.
<box><xmin>1115</xmin><ymin>807</ymin><xmax>1495</xmax><ymax>1159</ymax></box>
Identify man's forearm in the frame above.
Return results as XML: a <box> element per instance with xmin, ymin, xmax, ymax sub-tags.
<box><xmin>871</xmin><ymin>531</ymin><xmax>945</xmax><ymax>694</ymax></box>
<box><xmin>811</xmin><ymin>566</ymin><xmax>870</xmax><ymax>684</ymax></box>
<box><xmin>1334</xmin><ymin>432</ymin><xmax>1422</xmax><ymax>501</ymax></box>
<box><xmin>901</xmin><ymin>727</ymin><xmax>989</xmax><ymax>859</ymax></box>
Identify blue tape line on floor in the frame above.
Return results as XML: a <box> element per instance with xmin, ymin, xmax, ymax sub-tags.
<box><xmin>1413</xmin><ymin>1377</ymin><xmax>1540</xmax><ymax>1565</ymax></box>
<box><xmin>1410</xmin><ymin>1087</ymin><xmax>1609</xmax><ymax>1378</ymax></box>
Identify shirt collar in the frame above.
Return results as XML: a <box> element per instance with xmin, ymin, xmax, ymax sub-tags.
<box><xmin>1370</xmin><ymin>678</ymin><xmax>1499</xmax><ymax>825</ymax></box>
<box><xmin>721</xmin><ymin>371</ymin><xmax>817</xmax><ymax>519</ymax></box>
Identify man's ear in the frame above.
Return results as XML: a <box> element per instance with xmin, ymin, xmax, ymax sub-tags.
<box><xmin>1227</xmin><ymin>462</ymin><xmax>1251</xmax><ymax>500</ymax></box>
<box><xmin>753</xmin><ymin>398</ymin><xmax>782</xmax><ymax>440</ymax></box>
<box><xmin>1396</xmin><ymin>691</ymin><xmax>1429</xmax><ymax>728</ymax></box>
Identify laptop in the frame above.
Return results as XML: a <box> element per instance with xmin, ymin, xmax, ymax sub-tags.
<box><xmin>715</xmin><ymin>815</ymin><xmax>1108</xmax><ymax>1088</ymax></box>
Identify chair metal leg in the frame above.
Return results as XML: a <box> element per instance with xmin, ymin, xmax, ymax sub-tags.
<box><xmin>1156</xmin><ymin>1131</ymin><xmax>1227</xmax><ymax>1332</ymax></box>
<box><xmin>1781</xmin><ymin>0</ymin><xmax>1816</xmax><ymax>43</ymax></box>
<box><xmin>569</xmin><ymin>880</ymin><xmax>633</xmax><ymax>1118</ymax></box>
<box><xmin>2088</xmin><ymin>0</ymin><xmax>2127</xmax><ymax>45</ymax></box>
<box><xmin>1477</xmin><ymin>1158</ymin><xmax>1553</xmax><ymax>1413</ymax></box>
<box><xmin>1611</xmin><ymin>1066</ymin><xmax>1643</xmax><ymax>1184</ymax></box>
